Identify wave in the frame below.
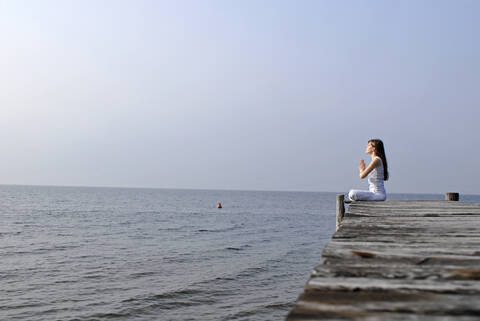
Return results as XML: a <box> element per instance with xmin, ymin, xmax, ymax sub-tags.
<box><xmin>70</xmin><ymin>289</ymin><xmax>211</xmax><ymax>320</ymax></box>
<box><xmin>225</xmin><ymin>247</ymin><xmax>242</xmax><ymax>251</ymax></box>
<box><xmin>112</xmin><ymin>288</ymin><xmax>216</xmax><ymax>315</ymax></box>
<box><xmin>225</xmin><ymin>301</ymin><xmax>293</xmax><ymax>320</ymax></box>
<box><xmin>224</xmin><ymin>244</ymin><xmax>252</xmax><ymax>252</ymax></box>
<box><xmin>0</xmin><ymin>231</ymin><xmax>22</xmax><ymax>237</ymax></box>
<box><xmin>196</xmin><ymin>224</ymin><xmax>244</xmax><ymax>233</ymax></box>
<box><xmin>129</xmin><ymin>271</ymin><xmax>158</xmax><ymax>278</ymax></box>
<box><xmin>134</xmin><ymin>211</ymin><xmax>163</xmax><ymax>215</ymax></box>
<box><xmin>157</xmin><ymin>226</ymin><xmax>186</xmax><ymax>232</ymax></box>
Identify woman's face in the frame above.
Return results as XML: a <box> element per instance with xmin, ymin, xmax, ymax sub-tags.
<box><xmin>365</xmin><ymin>142</ymin><xmax>375</xmax><ymax>154</ymax></box>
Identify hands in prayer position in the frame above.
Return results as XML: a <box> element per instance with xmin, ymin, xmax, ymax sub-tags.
<box><xmin>358</xmin><ymin>159</ymin><xmax>366</xmax><ymax>172</ymax></box>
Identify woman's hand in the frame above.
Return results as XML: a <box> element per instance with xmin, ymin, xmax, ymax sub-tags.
<box><xmin>358</xmin><ymin>159</ymin><xmax>366</xmax><ymax>172</ymax></box>
<box><xmin>359</xmin><ymin>158</ymin><xmax>380</xmax><ymax>179</ymax></box>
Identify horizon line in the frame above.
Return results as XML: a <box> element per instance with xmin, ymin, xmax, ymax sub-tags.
<box><xmin>0</xmin><ymin>183</ymin><xmax>476</xmax><ymax>196</ymax></box>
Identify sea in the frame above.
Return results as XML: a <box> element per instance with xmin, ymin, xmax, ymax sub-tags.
<box><xmin>1</xmin><ymin>185</ymin><xmax>479</xmax><ymax>321</ymax></box>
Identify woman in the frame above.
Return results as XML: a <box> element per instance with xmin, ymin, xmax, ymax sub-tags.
<box><xmin>348</xmin><ymin>139</ymin><xmax>389</xmax><ymax>201</ymax></box>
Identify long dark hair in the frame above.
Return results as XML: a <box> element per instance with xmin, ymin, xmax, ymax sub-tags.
<box><xmin>369</xmin><ymin>139</ymin><xmax>389</xmax><ymax>181</ymax></box>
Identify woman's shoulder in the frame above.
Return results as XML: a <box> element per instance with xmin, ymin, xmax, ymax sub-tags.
<box><xmin>374</xmin><ymin>156</ymin><xmax>383</xmax><ymax>166</ymax></box>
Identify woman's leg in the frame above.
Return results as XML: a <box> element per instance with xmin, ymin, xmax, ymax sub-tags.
<box><xmin>348</xmin><ymin>189</ymin><xmax>370</xmax><ymax>201</ymax></box>
<box><xmin>348</xmin><ymin>189</ymin><xmax>386</xmax><ymax>201</ymax></box>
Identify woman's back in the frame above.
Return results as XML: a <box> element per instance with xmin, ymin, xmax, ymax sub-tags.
<box><xmin>368</xmin><ymin>157</ymin><xmax>385</xmax><ymax>194</ymax></box>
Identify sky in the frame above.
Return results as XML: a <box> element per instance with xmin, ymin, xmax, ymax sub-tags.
<box><xmin>0</xmin><ymin>0</ymin><xmax>479</xmax><ymax>194</ymax></box>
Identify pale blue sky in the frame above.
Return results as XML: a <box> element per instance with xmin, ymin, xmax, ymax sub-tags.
<box><xmin>1</xmin><ymin>0</ymin><xmax>479</xmax><ymax>194</ymax></box>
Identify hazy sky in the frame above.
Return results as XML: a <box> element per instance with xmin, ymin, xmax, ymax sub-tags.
<box><xmin>1</xmin><ymin>0</ymin><xmax>479</xmax><ymax>194</ymax></box>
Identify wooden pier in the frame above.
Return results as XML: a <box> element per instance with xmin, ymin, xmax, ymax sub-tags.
<box><xmin>286</xmin><ymin>196</ymin><xmax>480</xmax><ymax>320</ymax></box>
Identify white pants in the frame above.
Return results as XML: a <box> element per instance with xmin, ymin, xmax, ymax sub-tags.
<box><xmin>348</xmin><ymin>189</ymin><xmax>386</xmax><ymax>201</ymax></box>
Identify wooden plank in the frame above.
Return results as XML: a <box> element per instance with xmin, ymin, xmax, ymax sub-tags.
<box><xmin>313</xmin><ymin>264</ymin><xmax>480</xmax><ymax>280</ymax></box>
<box><xmin>345</xmin><ymin>208</ymin><xmax>480</xmax><ymax>216</ymax></box>
<box><xmin>286</xmin><ymin>200</ymin><xmax>480</xmax><ymax>321</ymax></box>
<box><xmin>289</xmin><ymin>290</ymin><xmax>480</xmax><ymax>321</ymax></box>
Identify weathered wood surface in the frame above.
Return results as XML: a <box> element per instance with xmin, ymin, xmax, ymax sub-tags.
<box><xmin>336</xmin><ymin>194</ymin><xmax>345</xmax><ymax>231</ymax></box>
<box><xmin>446</xmin><ymin>192</ymin><xmax>460</xmax><ymax>201</ymax></box>
<box><xmin>286</xmin><ymin>200</ymin><xmax>480</xmax><ymax>321</ymax></box>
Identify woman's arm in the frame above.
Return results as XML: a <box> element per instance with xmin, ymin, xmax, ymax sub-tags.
<box><xmin>359</xmin><ymin>157</ymin><xmax>381</xmax><ymax>179</ymax></box>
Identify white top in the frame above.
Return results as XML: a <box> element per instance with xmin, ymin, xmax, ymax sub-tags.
<box><xmin>368</xmin><ymin>157</ymin><xmax>386</xmax><ymax>194</ymax></box>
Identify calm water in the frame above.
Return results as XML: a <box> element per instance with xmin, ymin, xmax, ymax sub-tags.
<box><xmin>1</xmin><ymin>185</ymin><xmax>478</xmax><ymax>321</ymax></box>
